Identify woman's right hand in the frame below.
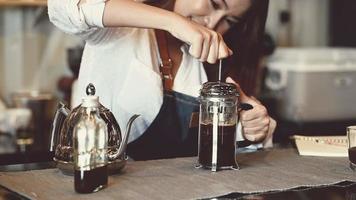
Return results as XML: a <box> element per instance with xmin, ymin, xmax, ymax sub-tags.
<box><xmin>168</xmin><ymin>15</ymin><xmax>233</xmax><ymax>64</ymax></box>
<box><xmin>226</xmin><ymin>77</ymin><xmax>273</xmax><ymax>143</ymax></box>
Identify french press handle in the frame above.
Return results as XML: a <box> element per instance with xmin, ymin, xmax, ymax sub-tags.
<box><xmin>237</xmin><ymin>103</ymin><xmax>254</xmax><ymax>148</ymax></box>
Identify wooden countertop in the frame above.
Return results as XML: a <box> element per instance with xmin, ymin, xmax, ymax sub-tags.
<box><xmin>0</xmin><ymin>148</ymin><xmax>355</xmax><ymax>199</ymax></box>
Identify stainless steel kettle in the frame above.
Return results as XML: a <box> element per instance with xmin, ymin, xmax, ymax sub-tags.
<box><xmin>50</xmin><ymin>83</ymin><xmax>139</xmax><ymax>175</ymax></box>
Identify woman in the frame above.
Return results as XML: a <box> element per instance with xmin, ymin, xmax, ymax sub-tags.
<box><xmin>48</xmin><ymin>0</ymin><xmax>276</xmax><ymax>160</ymax></box>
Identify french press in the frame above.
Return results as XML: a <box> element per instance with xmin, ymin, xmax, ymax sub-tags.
<box><xmin>197</xmin><ymin>81</ymin><xmax>252</xmax><ymax>172</ymax></box>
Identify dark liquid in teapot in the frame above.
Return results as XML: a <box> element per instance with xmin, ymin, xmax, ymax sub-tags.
<box><xmin>348</xmin><ymin>147</ymin><xmax>356</xmax><ymax>164</ymax></box>
<box><xmin>74</xmin><ymin>165</ymin><xmax>108</xmax><ymax>193</ymax></box>
<box><xmin>199</xmin><ymin>123</ymin><xmax>236</xmax><ymax>168</ymax></box>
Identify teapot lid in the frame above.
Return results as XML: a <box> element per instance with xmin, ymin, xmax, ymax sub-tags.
<box><xmin>200</xmin><ymin>82</ymin><xmax>239</xmax><ymax>98</ymax></box>
<box><xmin>82</xmin><ymin>83</ymin><xmax>99</xmax><ymax>107</ymax></box>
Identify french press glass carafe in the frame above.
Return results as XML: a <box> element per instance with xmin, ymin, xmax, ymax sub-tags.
<box><xmin>197</xmin><ymin>82</ymin><xmax>240</xmax><ymax>171</ymax></box>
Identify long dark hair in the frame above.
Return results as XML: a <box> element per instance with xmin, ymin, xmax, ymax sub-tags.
<box><xmin>205</xmin><ymin>0</ymin><xmax>269</xmax><ymax>96</ymax></box>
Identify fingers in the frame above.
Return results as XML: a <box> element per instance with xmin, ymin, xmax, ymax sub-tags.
<box><xmin>243</xmin><ymin>121</ymin><xmax>269</xmax><ymax>133</ymax></box>
<box><xmin>224</xmin><ymin>77</ymin><xmax>271</xmax><ymax>143</ymax></box>
<box><xmin>206</xmin><ymin>33</ymin><xmax>219</xmax><ymax>63</ymax></box>
<box><xmin>188</xmin><ymin>29</ymin><xmax>232</xmax><ymax>63</ymax></box>
<box><xmin>244</xmin><ymin>132</ymin><xmax>267</xmax><ymax>142</ymax></box>
<box><xmin>217</xmin><ymin>33</ymin><xmax>232</xmax><ymax>59</ymax></box>
<box><xmin>240</xmin><ymin>105</ymin><xmax>268</xmax><ymax>121</ymax></box>
<box><xmin>241</xmin><ymin>114</ymin><xmax>269</xmax><ymax>142</ymax></box>
<box><xmin>240</xmin><ymin>101</ymin><xmax>270</xmax><ymax>143</ymax></box>
<box><xmin>171</xmin><ymin>17</ymin><xmax>232</xmax><ymax>62</ymax></box>
<box><xmin>200</xmin><ymin>32</ymin><xmax>212</xmax><ymax>62</ymax></box>
<box><xmin>188</xmin><ymin>34</ymin><xmax>204</xmax><ymax>59</ymax></box>
<box><xmin>242</xmin><ymin>116</ymin><xmax>270</xmax><ymax>128</ymax></box>
<box><xmin>242</xmin><ymin>118</ymin><xmax>269</xmax><ymax>142</ymax></box>
<box><xmin>225</xmin><ymin>77</ymin><xmax>249</xmax><ymax>102</ymax></box>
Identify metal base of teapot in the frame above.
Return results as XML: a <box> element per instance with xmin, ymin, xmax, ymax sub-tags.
<box><xmin>54</xmin><ymin>157</ymin><xmax>128</xmax><ymax>176</ymax></box>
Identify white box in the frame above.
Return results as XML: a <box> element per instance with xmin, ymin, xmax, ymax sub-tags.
<box><xmin>265</xmin><ymin>48</ymin><xmax>356</xmax><ymax>122</ymax></box>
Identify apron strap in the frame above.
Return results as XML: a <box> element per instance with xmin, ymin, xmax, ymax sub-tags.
<box><xmin>155</xmin><ymin>29</ymin><xmax>174</xmax><ymax>91</ymax></box>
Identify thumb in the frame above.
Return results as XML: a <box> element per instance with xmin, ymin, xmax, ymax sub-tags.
<box><xmin>226</xmin><ymin>77</ymin><xmax>249</xmax><ymax>102</ymax></box>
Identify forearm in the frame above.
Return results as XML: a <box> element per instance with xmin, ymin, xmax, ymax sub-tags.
<box><xmin>101</xmin><ymin>0</ymin><xmax>179</xmax><ymax>31</ymax></box>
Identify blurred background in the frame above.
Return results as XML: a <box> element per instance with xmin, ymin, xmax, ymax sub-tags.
<box><xmin>0</xmin><ymin>0</ymin><xmax>356</xmax><ymax>165</ymax></box>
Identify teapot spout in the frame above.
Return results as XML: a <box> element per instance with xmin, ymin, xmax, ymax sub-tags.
<box><xmin>117</xmin><ymin>114</ymin><xmax>140</xmax><ymax>159</ymax></box>
<box><xmin>49</xmin><ymin>102</ymin><xmax>70</xmax><ymax>151</ymax></box>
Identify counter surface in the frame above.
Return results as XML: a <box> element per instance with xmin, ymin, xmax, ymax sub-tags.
<box><xmin>0</xmin><ymin>148</ymin><xmax>355</xmax><ymax>199</ymax></box>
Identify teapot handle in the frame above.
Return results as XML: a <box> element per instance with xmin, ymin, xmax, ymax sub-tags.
<box><xmin>49</xmin><ymin>102</ymin><xmax>70</xmax><ymax>151</ymax></box>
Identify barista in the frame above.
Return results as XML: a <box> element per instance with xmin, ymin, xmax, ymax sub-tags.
<box><xmin>48</xmin><ymin>0</ymin><xmax>276</xmax><ymax>160</ymax></box>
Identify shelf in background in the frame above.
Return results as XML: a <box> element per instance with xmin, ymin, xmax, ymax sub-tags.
<box><xmin>0</xmin><ymin>0</ymin><xmax>46</xmax><ymax>6</ymax></box>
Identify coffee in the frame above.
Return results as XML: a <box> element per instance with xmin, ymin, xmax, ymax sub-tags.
<box><xmin>74</xmin><ymin>165</ymin><xmax>108</xmax><ymax>193</ymax></box>
<box><xmin>198</xmin><ymin>123</ymin><xmax>236</xmax><ymax>168</ymax></box>
<box><xmin>348</xmin><ymin>147</ymin><xmax>356</xmax><ymax>164</ymax></box>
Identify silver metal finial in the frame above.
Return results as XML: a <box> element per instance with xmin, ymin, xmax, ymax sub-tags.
<box><xmin>86</xmin><ymin>83</ymin><xmax>96</xmax><ymax>96</ymax></box>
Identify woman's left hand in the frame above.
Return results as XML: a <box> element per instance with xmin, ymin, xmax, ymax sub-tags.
<box><xmin>226</xmin><ymin>77</ymin><xmax>270</xmax><ymax>143</ymax></box>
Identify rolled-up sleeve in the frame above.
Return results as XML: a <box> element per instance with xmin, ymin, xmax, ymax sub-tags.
<box><xmin>48</xmin><ymin>0</ymin><xmax>107</xmax><ymax>42</ymax></box>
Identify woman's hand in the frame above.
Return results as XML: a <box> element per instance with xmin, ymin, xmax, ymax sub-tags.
<box><xmin>226</xmin><ymin>77</ymin><xmax>271</xmax><ymax>143</ymax></box>
<box><xmin>168</xmin><ymin>15</ymin><xmax>233</xmax><ymax>64</ymax></box>
<box><xmin>100</xmin><ymin>0</ymin><xmax>231</xmax><ymax>63</ymax></box>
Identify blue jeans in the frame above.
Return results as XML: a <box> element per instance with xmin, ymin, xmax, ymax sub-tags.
<box><xmin>127</xmin><ymin>91</ymin><xmax>200</xmax><ymax>160</ymax></box>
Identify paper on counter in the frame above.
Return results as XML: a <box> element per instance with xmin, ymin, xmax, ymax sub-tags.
<box><xmin>293</xmin><ymin>135</ymin><xmax>348</xmax><ymax>157</ymax></box>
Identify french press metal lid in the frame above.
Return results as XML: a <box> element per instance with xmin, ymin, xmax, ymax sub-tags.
<box><xmin>200</xmin><ymin>82</ymin><xmax>239</xmax><ymax>98</ymax></box>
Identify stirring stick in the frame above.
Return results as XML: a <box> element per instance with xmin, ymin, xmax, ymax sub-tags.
<box><xmin>218</xmin><ymin>59</ymin><xmax>222</xmax><ymax>82</ymax></box>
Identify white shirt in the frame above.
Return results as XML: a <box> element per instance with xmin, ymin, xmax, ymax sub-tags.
<box><xmin>48</xmin><ymin>0</ymin><xmax>208</xmax><ymax>143</ymax></box>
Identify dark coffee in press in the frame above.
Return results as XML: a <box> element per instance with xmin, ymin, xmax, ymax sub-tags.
<box><xmin>199</xmin><ymin>123</ymin><xmax>237</xmax><ymax>168</ymax></box>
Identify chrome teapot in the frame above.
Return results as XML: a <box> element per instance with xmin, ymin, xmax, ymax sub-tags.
<box><xmin>50</xmin><ymin>83</ymin><xmax>139</xmax><ymax>175</ymax></box>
